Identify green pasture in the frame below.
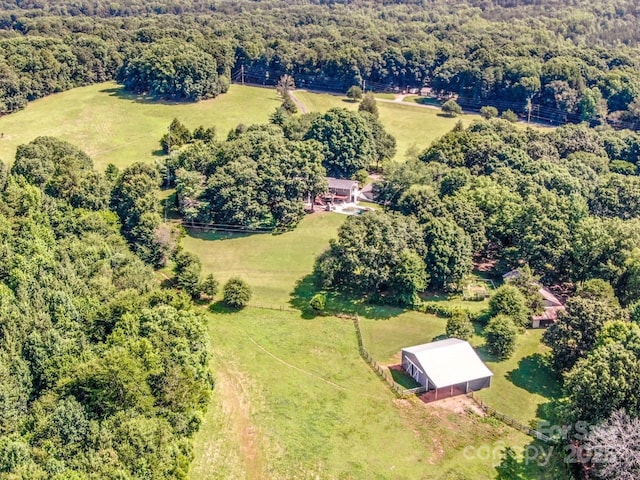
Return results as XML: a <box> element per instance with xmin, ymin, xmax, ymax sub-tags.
<box><xmin>0</xmin><ymin>82</ymin><xmax>281</xmax><ymax>170</ymax></box>
<box><xmin>182</xmin><ymin>211</ymin><xmax>562</xmax><ymax>478</ymax></box>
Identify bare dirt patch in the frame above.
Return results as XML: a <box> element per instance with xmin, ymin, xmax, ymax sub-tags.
<box><xmin>429</xmin><ymin>395</ymin><xmax>486</xmax><ymax>416</ymax></box>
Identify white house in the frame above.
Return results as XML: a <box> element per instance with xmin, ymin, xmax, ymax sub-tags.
<box><xmin>325</xmin><ymin>177</ymin><xmax>359</xmax><ymax>203</ymax></box>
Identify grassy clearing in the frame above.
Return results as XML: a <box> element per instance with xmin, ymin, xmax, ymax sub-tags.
<box><xmin>475</xmin><ymin>329</ymin><xmax>562</xmax><ymax>425</ymax></box>
<box><xmin>193</xmin><ymin>306</ymin><xmax>536</xmax><ymax>479</ymax></box>
<box><xmin>182</xmin><ymin>212</ymin><xmax>558</xmax><ymax>478</ymax></box>
<box><xmin>0</xmin><ymin>82</ymin><xmax>281</xmax><ymax>170</ymax></box>
<box><xmin>181</xmin><ymin>212</ymin><xmax>345</xmax><ymax>307</ymax></box>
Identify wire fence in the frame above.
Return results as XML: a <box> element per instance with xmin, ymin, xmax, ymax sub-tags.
<box><xmin>467</xmin><ymin>391</ymin><xmax>554</xmax><ymax>443</ymax></box>
<box><xmin>348</xmin><ymin>313</ymin><xmax>427</xmax><ymax>398</ymax></box>
<box><xmin>169</xmin><ymin>219</ymin><xmax>276</xmax><ymax>234</ymax></box>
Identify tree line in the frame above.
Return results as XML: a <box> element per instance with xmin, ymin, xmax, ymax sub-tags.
<box><xmin>1</xmin><ymin>0</ymin><xmax>640</xmax><ymax>130</ymax></box>
<box><xmin>0</xmin><ymin>136</ymin><xmax>214</xmax><ymax>478</ymax></box>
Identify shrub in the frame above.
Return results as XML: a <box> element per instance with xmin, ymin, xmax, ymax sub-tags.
<box><xmin>346</xmin><ymin>85</ymin><xmax>363</xmax><ymax>101</ymax></box>
<box><xmin>485</xmin><ymin>314</ymin><xmax>518</xmax><ymax>359</ymax></box>
<box><xmin>501</xmin><ymin>109</ymin><xmax>519</xmax><ymax>123</ymax></box>
<box><xmin>223</xmin><ymin>277</ymin><xmax>252</xmax><ymax>309</ymax></box>
<box><xmin>309</xmin><ymin>293</ymin><xmax>327</xmax><ymax>312</ymax></box>
<box><xmin>441</xmin><ymin>99</ymin><xmax>462</xmax><ymax>117</ymax></box>
<box><xmin>446</xmin><ymin>311</ymin><xmax>474</xmax><ymax>340</ymax></box>
<box><xmin>480</xmin><ymin>106</ymin><xmax>498</xmax><ymax>119</ymax></box>
<box><xmin>200</xmin><ymin>273</ymin><xmax>219</xmax><ymax>300</ymax></box>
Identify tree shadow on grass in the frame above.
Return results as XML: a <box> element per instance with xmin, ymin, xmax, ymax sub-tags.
<box><xmin>184</xmin><ymin>229</ymin><xmax>263</xmax><ymax>242</ymax></box>
<box><xmin>100</xmin><ymin>86</ymin><xmax>195</xmax><ymax>106</ymax></box>
<box><xmin>414</xmin><ymin>97</ymin><xmax>441</xmax><ymax>107</ymax></box>
<box><xmin>475</xmin><ymin>343</ymin><xmax>500</xmax><ymax>364</ymax></box>
<box><xmin>209</xmin><ymin>301</ymin><xmax>241</xmax><ymax>315</ymax></box>
<box><xmin>494</xmin><ymin>440</ymin><xmax>575</xmax><ymax>480</ymax></box>
<box><xmin>507</xmin><ymin>353</ymin><xmax>562</xmax><ymax>400</ymax></box>
<box><xmin>289</xmin><ymin>274</ymin><xmax>405</xmax><ymax>320</ymax></box>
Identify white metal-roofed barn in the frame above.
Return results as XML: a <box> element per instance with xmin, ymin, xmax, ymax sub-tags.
<box><xmin>401</xmin><ymin>339</ymin><xmax>493</xmax><ymax>400</ymax></box>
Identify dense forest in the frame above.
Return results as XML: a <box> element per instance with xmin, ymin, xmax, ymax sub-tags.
<box><xmin>0</xmin><ymin>0</ymin><xmax>640</xmax><ymax>128</ymax></box>
<box><xmin>0</xmin><ymin>137</ymin><xmax>212</xmax><ymax>478</ymax></box>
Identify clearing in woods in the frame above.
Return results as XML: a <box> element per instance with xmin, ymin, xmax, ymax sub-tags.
<box><xmin>0</xmin><ymin>81</ymin><xmax>497</xmax><ymax>169</ymax></box>
<box><xmin>0</xmin><ymin>81</ymin><xmax>563</xmax><ymax>478</ymax></box>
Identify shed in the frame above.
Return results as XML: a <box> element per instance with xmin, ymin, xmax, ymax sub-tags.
<box><xmin>401</xmin><ymin>339</ymin><xmax>493</xmax><ymax>400</ymax></box>
<box><xmin>502</xmin><ymin>269</ymin><xmax>566</xmax><ymax>328</ymax></box>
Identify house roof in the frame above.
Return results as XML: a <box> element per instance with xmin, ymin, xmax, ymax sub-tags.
<box><xmin>533</xmin><ymin>305</ymin><xmax>565</xmax><ymax>322</ymax></box>
<box><xmin>402</xmin><ymin>339</ymin><xmax>493</xmax><ymax>388</ymax></box>
<box><xmin>327</xmin><ymin>177</ymin><xmax>358</xmax><ymax>190</ymax></box>
<box><xmin>539</xmin><ymin>287</ymin><xmax>563</xmax><ymax>307</ymax></box>
<box><xmin>502</xmin><ymin>269</ymin><xmax>522</xmax><ymax>280</ymax></box>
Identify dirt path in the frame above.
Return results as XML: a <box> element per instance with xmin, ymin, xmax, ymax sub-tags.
<box><xmin>376</xmin><ymin>94</ymin><xmax>441</xmax><ymax>111</ymax></box>
<box><xmin>288</xmin><ymin>90</ymin><xmax>308</xmax><ymax>114</ymax></box>
<box><xmin>216</xmin><ymin>368</ymin><xmax>263</xmax><ymax>479</ymax></box>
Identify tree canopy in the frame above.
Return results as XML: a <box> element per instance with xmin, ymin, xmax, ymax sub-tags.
<box><xmin>0</xmin><ymin>138</ymin><xmax>212</xmax><ymax>478</ymax></box>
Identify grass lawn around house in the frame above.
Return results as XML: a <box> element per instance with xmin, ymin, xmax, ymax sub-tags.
<box><xmin>0</xmin><ymin>82</ymin><xmax>281</xmax><ymax>170</ymax></box>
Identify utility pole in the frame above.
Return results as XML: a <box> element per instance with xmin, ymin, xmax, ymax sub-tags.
<box><xmin>527</xmin><ymin>96</ymin><xmax>532</xmax><ymax>124</ymax></box>
<box><xmin>241</xmin><ymin>65</ymin><xmax>245</xmax><ymax>85</ymax></box>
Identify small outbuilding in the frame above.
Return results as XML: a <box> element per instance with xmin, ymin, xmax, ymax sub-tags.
<box><xmin>401</xmin><ymin>339</ymin><xmax>493</xmax><ymax>400</ymax></box>
<box><xmin>502</xmin><ymin>269</ymin><xmax>566</xmax><ymax>328</ymax></box>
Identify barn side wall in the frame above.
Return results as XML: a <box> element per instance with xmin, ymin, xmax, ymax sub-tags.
<box><xmin>401</xmin><ymin>351</ymin><xmax>427</xmax><ymax>387</ymax></box>
<box><xmin>467</xmin><ymin>376</ymin><xmax>491</xmax><ymax>392</ymax></box>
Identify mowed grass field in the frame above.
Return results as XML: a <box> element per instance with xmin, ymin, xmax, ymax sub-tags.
<box><xmin>186</xmin><ymin>212</ymin><xmax>553</xmax><ymax>479</ymax></box>
<box><xmin>0</xmin><ymin>82</ymin><xmax>281</xmax><ymax>170</ymax></box>
<box><xmin>0</xmin><ymin>81</ymin><xmax>478</xmax><ymax>170</ymax></box>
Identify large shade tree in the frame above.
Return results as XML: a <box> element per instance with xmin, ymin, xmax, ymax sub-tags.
<box><xmin>305</xmin><ymin>108</ymin><xmax>376</xmax><ymax>179</ymax></box>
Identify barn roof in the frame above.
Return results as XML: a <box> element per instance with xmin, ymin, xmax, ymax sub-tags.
<box><xmin>402</xmin><ymin>339</ymin><xmax>493</xmax><ymax>389</ymax></box>
<box><xmin>327</xmin><ymin>177</ymin><xmax>358</xmax><ymax>190</ymax></box>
